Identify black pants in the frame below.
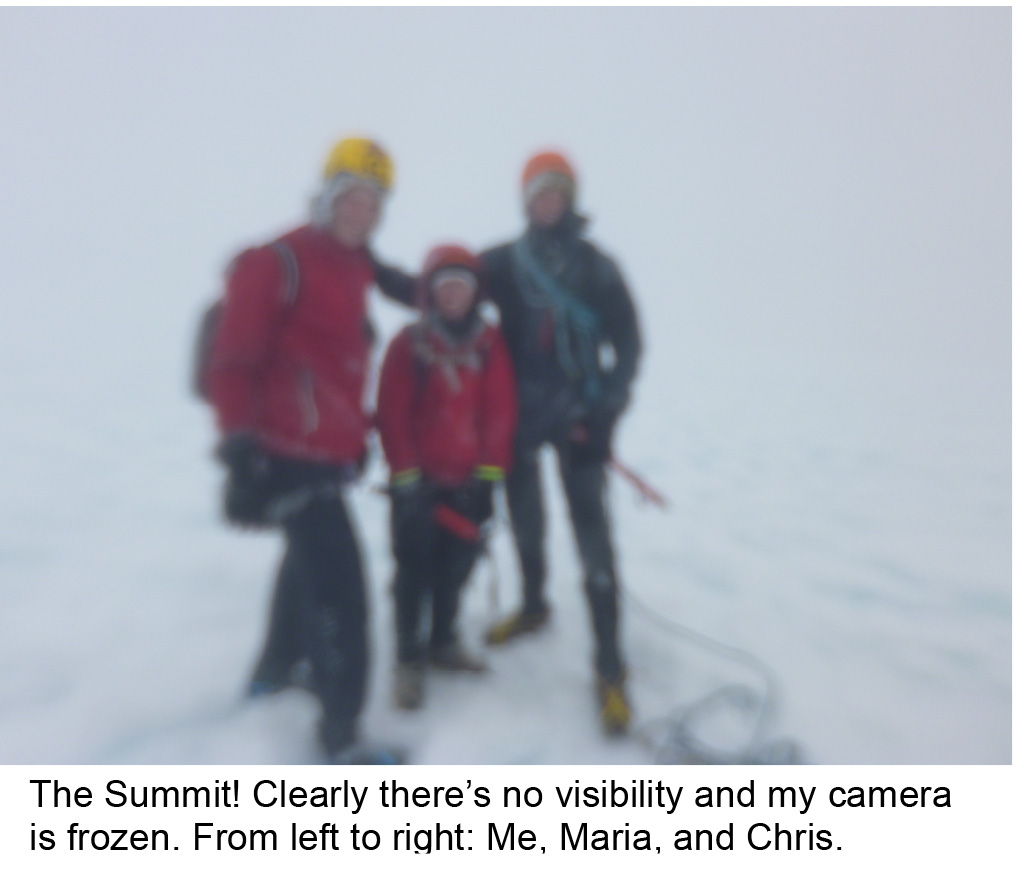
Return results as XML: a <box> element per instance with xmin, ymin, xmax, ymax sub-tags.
<box><xmin>390</xmin><ymin>488</ymin><xmax>481</xmax><ymax>665</ymax></box>
<box><xmin>505</xmin><ymin>441</ymin><xmax>623</xmax><ymax>683</ymax></box>
<box><xmin>249</xmin><ymin>461</ymin><xmax>368</xmax><ymax>752</ymax></box>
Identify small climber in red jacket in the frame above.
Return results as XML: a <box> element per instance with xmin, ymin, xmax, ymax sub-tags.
<box><xmin>376</xmin><ymin>244</ymin><xmax>517</xmax><ymax>709</ymax></box>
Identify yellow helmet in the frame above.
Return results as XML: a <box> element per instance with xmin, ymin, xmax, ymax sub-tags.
<box><xmin>322</xmin><ymin>137</ymin><xmax>394</xmax><ymax>191</ymax></box>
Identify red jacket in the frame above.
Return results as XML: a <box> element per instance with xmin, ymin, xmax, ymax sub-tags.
<box><xmin>376</xmin><ymin>318</ymin><xmax>518</xmax><ymax>487</ymax></box>
<box><xmin>208</xmin><ymin>225</ymin><xmax>377</xmax><ymax>464</ymax></box>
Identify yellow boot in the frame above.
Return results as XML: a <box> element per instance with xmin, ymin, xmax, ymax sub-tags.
<box><xmin>485</xmin><ymin>607</ymin><xmax>550</xmax><ymax>646</ymax></box>
<box><xmin>598</xmin><ymin>679</ymin><xmax>632</xmax><ymax>736</ymax></box>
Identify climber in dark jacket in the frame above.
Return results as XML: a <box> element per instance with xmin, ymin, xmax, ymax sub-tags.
<box><xmin>480</xmin><ymin>149</ymin><xmax>642</xmax><ymax>735</ymax></box>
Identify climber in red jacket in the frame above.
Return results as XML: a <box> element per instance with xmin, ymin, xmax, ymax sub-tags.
<box><xmin>376</xmin><ymin>244</ymin><xmax>517</xmax><ymax>709</ymax></box>
<box><xmin>206</xmin><ymin>136</ymin><xmax>411</xmax><ymax>762</ymax></box>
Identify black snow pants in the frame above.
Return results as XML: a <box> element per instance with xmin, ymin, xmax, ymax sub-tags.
<box><xmin>390</xmin><ymin>488</ymin><xmax>482</xmax><ymax>665</ymax></box>
<box><xmin>505</xmin><ymin>441</ymin><xmax>624</xmax><ymax>683</ymax></box>
<box><xmin>248</xmin><ymin>461</ymin><xmax>368</xmax><ymax>752</ymax></box>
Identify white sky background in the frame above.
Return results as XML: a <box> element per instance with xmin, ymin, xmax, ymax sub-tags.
<box><xmin>0</xmin><ymin>6</ymin><xmax>1008</xmax><ymax>396</ymax></box>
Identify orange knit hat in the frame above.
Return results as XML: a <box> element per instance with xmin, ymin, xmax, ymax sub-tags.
<box><xmin>521</xmin><ymin>150</ymin><xmax>577</xmax><ymax>204</ymax></box>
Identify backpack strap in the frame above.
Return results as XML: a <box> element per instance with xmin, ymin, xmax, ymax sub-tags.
<box><xmin>512</xmin><ymin>235</ymin><xmax>603</xmax><ymax>406</ymax></box>
<box><xmin>269</xmin><ymin>240</ymin><xmax>300</xmax><ymax>307</ymax></box>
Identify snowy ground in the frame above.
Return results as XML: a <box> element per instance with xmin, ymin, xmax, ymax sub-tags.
<box><xmin>0</xmin><ymin>288</ymin><xmax>1008</xmax><ymax>765</ymax></box>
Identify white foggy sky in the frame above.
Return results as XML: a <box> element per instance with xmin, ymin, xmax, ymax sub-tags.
<box><xmin>0</xmin><ymin>6</ymin><xmax>1009</xmax><ymax>415</ymax></box>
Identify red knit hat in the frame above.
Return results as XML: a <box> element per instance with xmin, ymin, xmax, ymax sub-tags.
<box><xmin>416</xmin><ymin>243</ymin><xmax>482</xmax><ymax>308</ymax></box>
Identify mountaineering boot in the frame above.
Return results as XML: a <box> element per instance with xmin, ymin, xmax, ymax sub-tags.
<box><xmin>247</xmin><ymin>674</ymin><xmax>290</xmax><ymax>698</ymax></box>
<box><xmin>429</xmin><ymin>641</ymin><xmax>488</xmax><ymax>673</ymax></box>
<box><xmin>484</xmin><ymin>606</ymin><xmax>551</xmax><ymax>646</ymax></box>
<box><xmin>393</xmin><ymin>663</ymin><xmax>426</xmax><ymax>710</ymax></box>
<box><xmin>246</xmin><ymin>659</ymin><xmax>312</xmax><ymax>698</ymax></box>
<box><xmin>597</xmin><ymin>677</ymin><xmax>632</xmax><ymax>737</ymax></box>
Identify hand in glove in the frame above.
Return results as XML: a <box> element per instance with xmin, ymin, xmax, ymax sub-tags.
<box><xmin>568</xmin><ymin>417</ymin><xmax>614</xmax><ymax>466</ymax></box>
<box><xmin>568</xmin><ymin>386</ymin><xmax>629</xmax><ymax>466</ymax></box>
<box><xmin>217</xmin><ymin>433</ymin><xmax>274</xmax><ymax>527</ymax></box>
<box><xmin>452</xmin><ymin>474</ymin><xmax>495</xmax><ymax>526</ymax></box>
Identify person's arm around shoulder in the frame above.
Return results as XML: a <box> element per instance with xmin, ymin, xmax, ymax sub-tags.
<box><xmin>371</xmin><ymin>255</ymin><xmax>417</xmax><ymax>308</ymax></box>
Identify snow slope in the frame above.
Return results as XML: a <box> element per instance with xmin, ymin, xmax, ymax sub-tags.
<box><xmin>0</xmin><ymin>293</ymin><xmax>1008</xmax><ymax>764</ymax></box>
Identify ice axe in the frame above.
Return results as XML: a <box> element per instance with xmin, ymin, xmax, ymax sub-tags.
<box><xmin>373</xmin><ymin>482</ymin><xmax>497</xmax><ymax>609</ymax></box>
<box><xmin>569</xmin><ymin>423</ymin><xmax>669</xmax><ymax>509</ymax></box>
<box><xmin>372</xmin><ymin>484</ymin><xmax>485</xmax><ymax>541</ymax></box>
<box><xmin>434</xmin><ymin>503</ymin><xmax>485</xmax><ymax>542</ymax></box>
<box><xmin>608</xmin><ymin>457</ymin><xmax>669</xmax><ymax>509</ymax></box>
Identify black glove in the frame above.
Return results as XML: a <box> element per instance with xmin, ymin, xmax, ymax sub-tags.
<box><xmin>567</xmin><ymin>386</ymin><xmax>628</xmax><ymax>466</ymax></box>
<box><xmin>452</xmin><ymin>476</ymin><xmax>495</xmax><ymax>526</ymax></box>
<box><xmin>217</xmin><ymin>434</ymin><xmax>275</xmax><ymax>527</ymax></box>
<box><xmin>567</xmin><ymin>416</ymin><xmax>614</xmax><ymax>466</ymax></box>
<box><xmin>389</xmin><ymin>472</ymin><xmax>433</xmax><ymax>554</ymax></box>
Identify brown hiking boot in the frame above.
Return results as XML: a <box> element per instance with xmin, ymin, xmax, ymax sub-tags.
<box><xmin>394</xmin><ymin>663</ymin><xmax>426</xmax><ymax>710</ymax></box>
<box><xmin>428</xmin><ymin>642</ymin><xmax>488</xmax><ymax>673</ymax></box>
<box><xmin>598</xmin><ymin>678</ymin><xmax>632</xmax><ymax>736</ymax></box>
<box><xmin>484</xmin><ymin>607</ymin><xmax>551</xmax><ymax>646</ymax></box>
